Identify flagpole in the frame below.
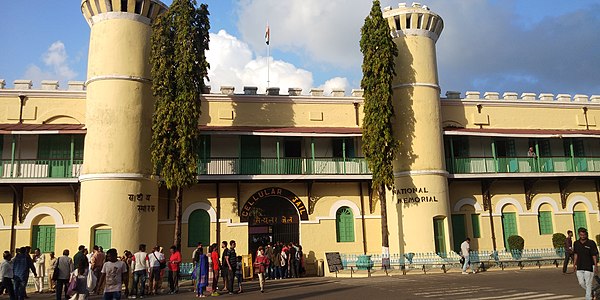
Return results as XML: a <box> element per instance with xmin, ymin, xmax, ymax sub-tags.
<box><xmin>267</xmin><ymin>42</ymin><xmax>270</xmax><ymax>88</ymax></box>
<box><xmin>266</xmin><ymin>22</ymin><xmax>270</xmax><ymax>88</ymax></box>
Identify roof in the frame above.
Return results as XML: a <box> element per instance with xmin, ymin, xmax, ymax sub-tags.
<box><xmin>198</xmin><ymin>126</ymin><xmax>362</xmax><ymax>136</ymax></box>
<box><xmin>444</xmin><ymin>127</ymin><xmax>600</xmax><ymax>138</ymax></box>
<box><xmin>0</xmin><ymin>123</ymin><xmax>86</xmax><ymax>134</ymax></box>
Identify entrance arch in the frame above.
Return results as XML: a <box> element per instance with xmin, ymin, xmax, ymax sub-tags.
<box><xmin>243</xmin><ymin>187</ymin><xmax>308</xmax><ymax>255</ymax></box>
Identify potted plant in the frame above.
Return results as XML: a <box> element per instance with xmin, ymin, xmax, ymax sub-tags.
<box><xmin>508</xmin><ymin>235</ymin><xmax>525</xmax><ymax>259</ymax></box>
<box><xmin>552</xmin><ymin>233</ymin><xmax>566</xmax><ymax>257</ymax></box>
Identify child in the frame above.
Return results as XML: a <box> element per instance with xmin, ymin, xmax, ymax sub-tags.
<box><xmin>235</xmin><ymin>256</ymin><xmax>243</xmax><ymax>294</ymax></box>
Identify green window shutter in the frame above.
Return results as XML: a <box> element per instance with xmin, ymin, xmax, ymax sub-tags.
<box><xmin>501</xmin><ymin>212</ymin><xmax>518</xmax><ymax>250</ymax></box>
<box><xmin>94</xmin><ymin>229</ymin><xmax>112</xmax><ymax>250</ymax></box>
<box><xmin>188</xmin><ymin>209</ymin><xmax>210</xmax><ymax>247</ymax></box>
<box><xmin>240</xmin><ymin>136</ymin><xmax>261</xmax><ymax>174</ymax></box>
<box><xmin>433</xmin><ymin>218</ymin><xmax>446</xmax><ymax>254</ymax></box>
<box><xmin>573</xmin><ymin>211</ymin><xmax>587</xmax><ymax>231</ymax></box>
<box><xmin>538</xmin><ymin>211</ymin><xmax>553</xmax><ymax>235</ymax></box>
<box><xmin>197</xmin><ymin>135</ymin><xmax>211</xmax><ymax>162</ymax></box>
<box><xmin>471</xmin><ymin>214</ymin><xmax>481</xmax><ymax>238</ymax></box>
<box><xmin>451</xmin><ymin>214</ymin><xmax>466</xmax><ymax>253</ymax></box>
<box><xmin>32</xmin><ymin>225</ymin><xmax>55</xmax><ymax>253</ymax></box>
<box><xmin>336</xmin><ymin>207</ymin><xmax>354</xmax><ymax>242</ymax></box>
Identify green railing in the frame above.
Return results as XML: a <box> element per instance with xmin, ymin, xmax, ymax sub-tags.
<box><xmin>449</xmin><ymin>156</ymin><xmax>600</xmax><ymax>174</ymax></box>
<box><xmin>0</xmin><ymin>159</ymin><xmax>83</xmax><ymax>178</ymax></box>
<box><xmin>197</xmin><ymin>157</ymin><xmax>369</xmax><ymax>175</ymax></box>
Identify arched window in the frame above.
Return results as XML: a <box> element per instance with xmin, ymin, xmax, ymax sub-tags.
<box><xmin>537</xmin><ymin>204</ymin><xmax>553</xmax><ymax>235</ymax></box>
<box><xmin>573</xmin><ymin>203</ymin><xmax>588</xmax><ymax>231</ymax></box>
<box><xmin>336</xmin><ymin>207</ymin><xmax>354</xmax><ymax>242</ymax></box>
<box><xmin>188</xmin><ymin>209</ymin><xmax>210</xmax><ymax>247</ymax></box>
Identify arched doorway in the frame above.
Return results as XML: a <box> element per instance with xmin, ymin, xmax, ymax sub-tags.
<box><xmin>241</xmin><ymin>187</ymin><xmax>308</xmax><ymax>255</ymax></box>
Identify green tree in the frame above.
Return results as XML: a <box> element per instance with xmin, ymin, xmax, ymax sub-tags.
<box><xmin>150</xmin><ymin>0</ymin><xmax>210</xmax><ymax>249</ymax></box>
<box><xmin>360</xmin><ymin>0</ymin><xmax>398</xmax><ymax>255</ymax></box>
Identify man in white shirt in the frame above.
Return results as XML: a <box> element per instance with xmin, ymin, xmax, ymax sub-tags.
<box><xmin>33</xmin><ymin>248</ymin><xmax>45</xmax><ymax>293</ymax></box>
<box><xmin>130</xmin><ymin>244</ymin><xmax>148</xmax><ymax>299</ymax></box>
<box><xmin>0</xmin><ymin>251</ymin><xmax>15</xmax><ymax>300</ymax></box>
<box><xmin>147</xmin><ymin>246</ymin><xmax>165</xmax><ymax>295</ymax></box>
<box><xmin>99</xmin><ymin>248</ymin><xmax>127</xmax><ymax>300</ymax></box>
<box><xmin>461</xmin><ymin>237</ymin><xmax>475</xmax><ymax>274</ymax></box>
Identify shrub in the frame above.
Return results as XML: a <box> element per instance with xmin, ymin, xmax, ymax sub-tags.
<box><xmin>508</xmin><ymin>235</ymin><xmax>525</xmax><ymax>251</ymax></box>
<box><xmin>552</xmin><ymin>233</ymin><xmax>567</xmax><ymax>249</ymax></box>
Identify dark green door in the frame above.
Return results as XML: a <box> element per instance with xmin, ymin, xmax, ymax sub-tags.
<box><xmin>94</xmin><ymin>229</ymin><xmax>112</xmax><ymax>250</ymax></box>
<box><xmin>495</xmin><ymin>139</ymin><xmax>517</xmax><ymax>172</ymax></box>
<box><xmin>284</xmin><ymin>138</ymin><xmax>302</xmax><ymax>174</ymax></box>
<box><xmin>451</xmin><ymin>214</ymin><xmax>466</xmax><ymax>253</ymax></box>
<box><xmin>240</xmin><ymin>136</ymin><xmax>261</xmax><ymax>174</ymax></box>
<box><xmin>188</xmin><ymin>209</ymin><xmax>210</xmax><ymax>247</ymax></box>
<box><xmin>501</xmin><ymin>212</ymin><xmax>518</xmax><ymax>250</ymax></box>
<box><xmin>433</xmin><ymin>218</ymin><xmax>447</xmax><ymax>255</ymax></box>
<box><xmin>32</xmin><ymin>225</ymin><xmax>55</xmax><ymax>253</ymax></box>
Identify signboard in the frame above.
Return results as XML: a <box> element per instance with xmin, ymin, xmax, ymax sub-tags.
<box><xmin>325</xmin><ymin>252</ymin><xmax>344</xmax><ymax>272</ymax></box>
<box><xmin>241</xmin><ymin>187</ymin><xmax>309</xmax><ymax>222</ymax></box>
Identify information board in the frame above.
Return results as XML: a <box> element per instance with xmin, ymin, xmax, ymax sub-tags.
<box><xmin>325</xmin><ymin>252</ymin><xmax>344</xmax><ymax>272</ymax></box>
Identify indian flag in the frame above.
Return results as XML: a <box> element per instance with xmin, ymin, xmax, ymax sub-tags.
<box><xmin>265</xmin><ymin>24</ymin><xmax>270</xmax><ymax>45</ymax></box>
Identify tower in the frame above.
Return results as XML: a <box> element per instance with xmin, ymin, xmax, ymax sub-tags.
<box><xmin>79</xmin><ymin>0</ymin><xmax>167</xmax><ymax>251</ymax></box>
<box><xmin>383</xmin><ymin>3</ymin><xmax>451</xmax><ymax>253</ymax></box>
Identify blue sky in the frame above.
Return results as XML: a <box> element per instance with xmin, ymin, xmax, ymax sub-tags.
<box><xmin>1</xmin><ymin>0</ymin><xmax>599</xmax><ymax>96</ymax></box>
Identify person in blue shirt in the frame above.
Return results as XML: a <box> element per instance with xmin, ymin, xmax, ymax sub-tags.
<box><xmin>12</xmin><ymin>247</ymin><xmax>36</xmax><ymax>300</ymax></box>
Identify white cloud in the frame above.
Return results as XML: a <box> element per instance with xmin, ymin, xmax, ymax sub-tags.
<box><xmin>23</xmin><ymin>41</ymin><xmax>77</xmax><ymax>87</ymax></box>
<box><xmin>207</xmin><ymin>30</ymin><xmax>348</xmax><ymax>95</ymax></box>
<box><xmin>236</xmin><ymin>0</ymin><xmax>371</xmax><ymax>69</ymax></box>
<box><xmin>320</xmin><ymin>77</ymin><xmax>350</xmax><ymax>96</ymax></box>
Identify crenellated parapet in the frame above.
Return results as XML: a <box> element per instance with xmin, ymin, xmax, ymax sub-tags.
<box><xmin>383</xmin><ymin>2</ymin><xmax>444</xmax><ymax>43</ymax></box>
<box><xmin>81</xmin><ymin>0</ymin><xmax>168</xmax><ymax>27</ymax></box>
<box><xmin>444</xmin><ymin>91</ymin><xmax>600</xmax><ymax>103</ymax></box>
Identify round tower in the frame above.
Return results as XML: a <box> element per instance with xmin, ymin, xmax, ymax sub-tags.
<box><xmin>79</xmin><ymin>0</ymin><xmax>167</xmax><ymax>251</ymax></box>
<box><xmin>383</xmin><ymin>3</ymin><xmax>451</xmax><ymax>253</ymax></box>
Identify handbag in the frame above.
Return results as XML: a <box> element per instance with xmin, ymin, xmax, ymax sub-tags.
<box><xmin>87</xmin><ymin>269</ymin><xmax>97</xmax><ymax>292</ymax></box>
<box><xmin>459</xmin><ymin>256</ymin><xmax>465</xmax><ymax>265</ymax></box>
<box><xmin>66</xmin><ymin>273</ymin><xmax>77</xmax><ymax>296</ymax></box>
<box><xmin>153</xmin><ymin>252</ymin><xmax>166</xmax><ymax>269</ymax></box>
<box><xmin>51</xmin><ymin>257</ymin><xmax>61</xmax><ymax>281</ymax></box>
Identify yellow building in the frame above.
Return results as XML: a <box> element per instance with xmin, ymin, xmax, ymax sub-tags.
<box><xmin>0</xmin><ymin>2</ymin><xmax>599</xmax><ymax>271</ymax></box>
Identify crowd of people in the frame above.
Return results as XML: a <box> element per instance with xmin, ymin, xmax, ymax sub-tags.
<box><xmin>0</xmin><ymin>240</ymin><xmax>306</xmax><ymax>299</ymax></box>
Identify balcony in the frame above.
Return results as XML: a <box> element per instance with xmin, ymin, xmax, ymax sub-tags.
<box><xmin>197</xmin><ymin>157</ymin><xmax>370</xmax><ymax>175</ymax></box>
<box><xmin>0</xmin><ymin>159</ymin><xmax>83</xmax><ymax>179</ymax></box>
<box><xmin>448</xmin><ymin>156</ymin><xmax>600</xmax><ymax>174</ymax></box>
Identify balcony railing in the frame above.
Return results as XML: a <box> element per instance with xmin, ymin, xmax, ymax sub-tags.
<box><xmin>197</xmin><ymin>157</ymin><xmax>370</xmax><ymax>175</ymax></box>
<box><xmin>448</xmin><ymin>156</ymin><xmax>600</xmax><ymax>174</ymax></box>
<box><xmin>0</xmin><ymin>159</ymin><xmax>83</xmax><ymax>178</ymax></box>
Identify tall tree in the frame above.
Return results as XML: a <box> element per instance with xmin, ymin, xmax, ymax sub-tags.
<box><xmin>150</xmin><ymin>0</ymin><xmax>210</xmax><ymax>249</ymax></box>
<box><xmin>359</xmin><ymin>0</ymin><xmax>398</xmax><ymax>257</ymax></box>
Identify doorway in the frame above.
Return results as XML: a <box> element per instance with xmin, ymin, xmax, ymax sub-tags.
<box><xmin>247</xmin><ymin>195</ymin><xmax>300</xmax><ymax>255</ymax></box>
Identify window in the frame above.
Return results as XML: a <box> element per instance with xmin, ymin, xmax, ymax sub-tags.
<box><xmin>94</xmin><ymin>229</ymin><xmax>111</xmax><ymax>250</ymax></box>
<box><xmin>433</xmin><ymin>218</ymin><xmax>447</xmax><ymax>254</ymax></box>
<box><xmin>332</xmin><ymin>138</ymin><xmax>355</xmax><ymax>158</ymax></box>
<box><xmin>573</xmin><ymin>211</ymin><xmax>587</xmax><ymax>231</ymax></box>
<box><xmin>538</xmin><ymin>211</ymin><xmax>553</xmax><ymax>235</ymax></box>
<box><xmin>188</xmin><ymin>209</ymin><xmax>210</xmax><ymax>247</ymax></box>
<box><xmin>471</xmin><ymin>214</ymin><xmax>481</xmax><ymax>238</ymax></box>
<box><xmin>501</xmin><ymin>212</ymin><xmax>518</xmax><ymax>250</ymax></box>
<box><xmin>336</xmin><ymin>207</ymin><xmax>354</xmax><ymax>242</ymax></box>
<box><xmin>32</xmin><ymin>225</ymin><xmax>55</xmax><ymax>253</ymax></box>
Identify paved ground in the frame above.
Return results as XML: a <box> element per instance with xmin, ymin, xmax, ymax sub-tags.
<box><xmin>15</xmin><ymin>268</ymin><xmax>592</xmax><ymax>299</ymax></box>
